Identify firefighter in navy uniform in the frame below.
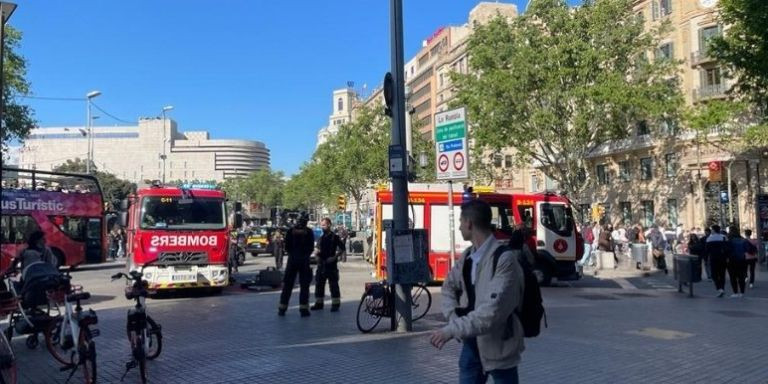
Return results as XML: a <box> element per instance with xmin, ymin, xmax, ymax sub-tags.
<box><xmin>278</xmin><ymin>213</ymin><xmax>315</xmax><ymax>317</ymax></box>
<box><xmin>310</xmin><ymin>217</ymin><xmax>345</xmax><ymax>312</ymax></box>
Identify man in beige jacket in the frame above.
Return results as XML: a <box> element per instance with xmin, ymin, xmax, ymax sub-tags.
<box><xmin>430</xmin><ymin>199</ymin><xmax>525</xmax><ymax>384</ymax></box>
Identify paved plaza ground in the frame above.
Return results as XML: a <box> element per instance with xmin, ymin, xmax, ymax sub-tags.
<box><xmin>9</xmin><ymin>253</ymin><xmax>768</xmax><ymax>383</ymax></box>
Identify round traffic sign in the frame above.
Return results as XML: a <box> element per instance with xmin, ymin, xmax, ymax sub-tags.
<box><xmin>438</xmin><ymin>154</ymin><xmax>449</xmax><ymax>172</ymax></box>
<box><xmin>453</xmin><ymin>152</ymin><xmax>465</xmax><ymax>171</ymax></box>
<box><xmin>553</xmin><ymin>239</ymin><xmax>568</xmax><ymax>253</ymax></box>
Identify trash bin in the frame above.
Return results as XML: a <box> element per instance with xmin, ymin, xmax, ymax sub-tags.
<box><xmin>674</xmin><ymin>254</ymin><xmax>702</xmax><ymax>297</ymax></box>
<box><xmin>631</xmin><ymin>243</ymin><xmax>648</xmax><ymax>267</ymax></box>
<box><xmin>674</xmin><ymin>254</ymin><xmax>702</xmax><ymax>283</ymax></box>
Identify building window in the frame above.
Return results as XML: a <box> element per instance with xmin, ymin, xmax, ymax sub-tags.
<box><xmin>579</xmin><ymin>204</ymin><xmax>591</xmax><ymax>224</ymax></box>
<box><xmin>641</xmin><ymin>200</ymin><xmax>655</xmax><ymax>228</ymax></box>
<box><xmin>493</xmin><ymin>154</ymin><xmax>503</xmax><ymax>168</ymax></box>
<box><xmin>531</xmin><ymin>175</ymin><xmax>540</xmax><ymax>192</ymax></box>
<box><xmin>665</xmin><ymin>153</ymin><xmax>678</xmax><ymax>178</ymax></box>
<box><xmin>596</xmin><ymin>164</ymin><xmax>609</xmax><ymax>185</ymax></box>
<box><xmin>504</xmin><ymin>155</ymin><xmax>513</xmax><ymax>168</ymax></box>
<box><xmin>660</xmin><ymin>118</ymin><xmax>678</xmax><ymax>136</ymax></box>
<box><xmin>337</xmin><ymin>98</ymin><xmax>344</xmax><ymax>112</ymax></box>
<box><xmin>660</xmin><ymin>0</ymin><xmax>672</xmax><ymax>16</ymax></box>
<box><xmin>545</xmin><ymin>175</ymin><xmax>558</xmax><ymax>190</ymax></box>
<box><xmin>439</xmin><ymin>73</ymin><xmax>444</xmax><ymax>87</ymax></box>
<box><xmin>699</xmin><ymin>25</ymin><xmax>721</xmax><ymax>55</ymax></box>
<box><xmin>640</xmin><ymin>157</ymin><xmax>653</xmax><ymax>180</ymax></box>
<box><xmin>702</xmin><ymin>67</ymin><xmax>722</xmax><ymax>87</ymax></box>
<box><xmin>667</xmin><ymin>199</ymin><xmax>678</xmax><ymax>227</ymax></box>
<box><xmin>636</xmin><ymin>120</ymin><xmax>650</xmax><ymax>136</ymax></box>
<box><xmin>656</xmin><ymin>43</ymin><xmax>674</xmax><ymax>61</ymax></box>
<box><xmin>619</xmin><ymin>160</ymin><xmax>631</xmax><ymax>182</ymax></box>
<box><xmin>620</xmin><ymin>202</ymin><xmax>632</xmax><ymax>226</ymax></box>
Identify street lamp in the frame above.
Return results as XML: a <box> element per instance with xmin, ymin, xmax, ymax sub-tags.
<box><xmin>0</xmin><ymin>2</ymin><xmax>18</xmax><ymax>126</ymax></box>
<box><xmin>85</xmin><ymin>90</ymin><xmax>101</xmax><ymax>173</ymax></box>
<box><xmin>160</xmin><ymin>105</ymin><xmax>174</xmax><ymax>183</ymax></box>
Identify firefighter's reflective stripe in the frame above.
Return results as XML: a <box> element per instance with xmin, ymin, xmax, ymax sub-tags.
<box><xmin>149</xmin><ymin>281</ymin><xmax>227</xmax><ymax>289</ymax></box>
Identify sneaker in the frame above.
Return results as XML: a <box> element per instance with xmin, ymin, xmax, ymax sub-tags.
<box><xmin>729</xmin><ymin>293</ymin><xmax>740</xmax><ymax>298</ymax></box>
<box><xmin>717</xmin><ymin>290</ymin><xmax>725</xmax><ymax>298</ymax></box>
<box><xmin>300</xmin><ymin>310</ymin><xmax>311</xmax><ymax>317</ymax></box>
<box><xmin>310</xmin><ymin>303</ymin><xmax>324</xmax><ymax>311</ymax></box>
<box><xmin>278</xmin><ymin>309</ymin><xmax>286</xmax><ymax>317</ymax></box>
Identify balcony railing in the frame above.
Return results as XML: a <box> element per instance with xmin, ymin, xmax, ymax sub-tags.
<box><xmin>693</xmin><ymin>83</ymin><xmax>729</xmax><ymax>102</ymax></box>
<box><xmin>690</xmin><ymin>49</ymin><xmax>715</xmax><ymax>67</ymax></box>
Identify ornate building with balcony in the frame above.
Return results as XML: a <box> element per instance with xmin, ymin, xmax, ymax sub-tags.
<box><xmin>575</xmin><ymin>0</ymin><xmax>768</xmax><ymax>230</ymax></box>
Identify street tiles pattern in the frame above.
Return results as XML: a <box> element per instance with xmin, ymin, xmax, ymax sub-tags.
<box><xmin>10</xmin><ymin>258</ymin><xmax>768</xmax><ymax>383</ymax></box>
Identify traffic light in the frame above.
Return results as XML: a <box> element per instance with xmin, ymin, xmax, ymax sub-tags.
<box><xmin>337</xmin><ymin>195</ymin><xmax>346</xmax><ymax>211</ymax></box>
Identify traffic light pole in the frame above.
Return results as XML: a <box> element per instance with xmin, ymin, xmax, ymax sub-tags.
<box><xmin>389</xmin><ymin>0</ymin><xmax>413</xmax><ymax>332</ymax></box>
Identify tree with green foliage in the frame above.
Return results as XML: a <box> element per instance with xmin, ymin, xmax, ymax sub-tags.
<box><xmin>219</xmin><ymin>169</ymin><xmax>285</xmax><ymax>215</ymax></box>
<box><xmin>708</xmin><ymin>0</ymin><xmax>768</xmax><ymax>148</ymax></box>
<box><xmin>1</xmin><ymin>26</ymin><xmax>36</xmax><ymax>152</ymax></box>
<box><xmin>53</xmin><ymin>158</ymin><xmax>136</xmax><ymax>205</ymax></box>
<box><xmin>283</xmin><ymin>161</ymin><xmax>330</xmax><ymax>212</ymax></box>
<box><xmin>451</xmin><ymin>0</ymin><xmax>683</xmax><ymax>201</ymax></box>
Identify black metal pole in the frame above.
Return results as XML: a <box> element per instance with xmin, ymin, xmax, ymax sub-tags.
<box><xmin>389</xmin><ymin>0</ymin><xmax>412</xmax><ymax>332</ymax></box>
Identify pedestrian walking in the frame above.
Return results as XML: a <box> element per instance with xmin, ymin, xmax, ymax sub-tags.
<box><xmin>648</xmin><ymin>225</ymin><xmax>668</xmax><ymax>274</ymax></box>
<box><xmin>687</xmin><ymin>233</ymin><xmax>706</xmax><ymax>278</ymax></box>
<box><xmin>336</xmin><ymin>225</ymin><xmax>349</xmax><ymax>262</ymax></box>
<box><xmin>272</xmin><ymin>228</ymin><xmax>285</xmax><ymax>270</ymax></box>
<box><xmin>430</xmin><ymin>199</ymin><xmax>525</xmax><ymax>384</ymax></box>
<box><xmin>727</xmin><ymin>226</ymin><xmax>749</xmax><ymax>298</ymax></box>
<box><xmin>699</xmin><ymin>227</ymin><xmax>712</xmax><ymax>280</ymax></box>
<box><xmin>705</xmin><ymin>225</ymin><xmax>730</xmax><ymax>298</ymax></box>
<box><xmin>278</xmin><ymin>213</ymin><xmax>315</xmax><ymax>317</ymax></box>
<box><xmin>108</xmin><ymin>224</ymin><xmax>121</xmax><ymax>261</ymax></box>
<box><xmin>744</xmin><ymin>229</ymin><xmax>758</xmax><ymax>288</ymax></box>
<box><xmin>117</xmin><ymin>226</ymin><xmax>127</xmax><ymax>258</ymax></box>
<box><xmin>578</xmin><ymin>221</ymin><xmax>595</xmax><ymax>268</ymax></box>
<box><xmin>597</xmin><ymin>223</ymin><xmax>616</xmax><ymax>269</ymax></box>
<box><xmin>311</xmin><ymin>218</ymin><xmax>345</xmax><ymax>312</ymax></box>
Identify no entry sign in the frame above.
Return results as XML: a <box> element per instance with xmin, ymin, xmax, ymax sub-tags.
<box><xmin>434</xmin><ymin>107</ymin><xmax>469</xmax><ymax>180</ymax></box>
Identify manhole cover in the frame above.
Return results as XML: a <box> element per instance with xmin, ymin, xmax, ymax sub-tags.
<box><xmin>712</xmin><ymin>310</ymin><xmax>764</xmax><ymax>318</ymax></box>
<box><xmin>575</xmin><ymin>294</ymin><xmax>618</xmax><ymax>300</ymax></box>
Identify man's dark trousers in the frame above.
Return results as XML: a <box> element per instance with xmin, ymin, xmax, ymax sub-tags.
<box><xmin>279</xmin><ymin>257</ymin><xmax>312</xmax><ymax>312</ymax></box>
<box><xmin>314</xmin><ymin>264</ymin><xmax>340</xmax><ymax>308</ymax></box>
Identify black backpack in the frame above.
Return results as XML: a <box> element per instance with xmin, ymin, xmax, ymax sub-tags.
<box><xmin>492</xmin><ymin>245</ymin><xmax>547</xmax><ymax>338</ymax></box>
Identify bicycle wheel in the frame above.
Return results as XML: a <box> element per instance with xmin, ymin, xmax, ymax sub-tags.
<box><xmin>410</xmin><ymin>284</ymin><xmax>432</xmax><ymax>322</ymax></box>
<box><xmin>356</xmin><ymin>293</ymin><xmax>383</xmax><ymax>333</ymax></box>
<box><xmin>130</xmin><ymin>331</ymin><xmax>148</xmax><ymax>384</ymax></box>
<box><xmin>0</xmin><ymin>331</ymin><xmax>17</xmax><ymax>384</ymax></box>
<box><xmin>146</xmin><ymin>316</ymin><xmax>163</xmax><ymax>360</ymax></box>
<box><xmin>79</xmin><ymin>327</ymin><xmax>96</xmax><ymax>384</ymax></box>
<box><xmin>43</xmin><ymin>316</ymin><xmax>72</xmax><ymax>365</ymax></box>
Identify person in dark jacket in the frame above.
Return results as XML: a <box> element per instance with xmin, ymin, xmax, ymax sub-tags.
<box><xmin>727</xmin><ymin>226</ymin><xmax>749</xmax><ymax>298</ymax></box>
<box><xmin>311</xmin><ymin>218</ymin><xmax>345</xmax><ymax>311</ymax></box>
<box><xmin>278</xmin><ymin>213</ymin><xmax>315</xmax><ymax>317</ymax></box>
<box><xmin>598</xmin><ymin>224</ymin><xmax>617</xmax><ymax>269</ymax></box>
<box><xmin>705</xmin><ymin>225</ymin><xmax>730</xmax><ymax>297</ymax></box>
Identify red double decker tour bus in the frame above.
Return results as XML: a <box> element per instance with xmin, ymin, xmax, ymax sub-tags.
<box><xmin>1</xmin><ymin>167</ymin><xmax>107</xmax><ymax>273</ymax></box>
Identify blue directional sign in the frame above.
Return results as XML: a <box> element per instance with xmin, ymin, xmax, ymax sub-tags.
<box><xmin>720</xmin><ymin>191</ymin><xmax>729</xmax><ymax>204</ymax></box>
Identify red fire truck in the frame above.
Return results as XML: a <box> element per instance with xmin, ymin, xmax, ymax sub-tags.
<box><xmin>120</xmin><ymin>182</ymin><xmax>230</xmax><ymax>291</ymax></box>
<box><xmin>374</xmin><ymin>186</ymin><xmax>582</xmax><ymax>285</ymax></box>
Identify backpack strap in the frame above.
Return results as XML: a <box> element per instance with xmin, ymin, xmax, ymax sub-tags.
<box><xmin>491</xmin><ymin>245</ymin><xmax>511</xmax><ymax>278</ymax></box>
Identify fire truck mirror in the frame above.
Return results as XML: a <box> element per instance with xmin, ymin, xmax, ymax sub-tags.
<box><xmin>119</xmin><ymin>212</ymin><xmax>128</xmax><ymax>227</ymax></box>
<box><xmin>120</xmin><ymin>199</ymin><xmax>129</xmax><ymax>210</ymax></box>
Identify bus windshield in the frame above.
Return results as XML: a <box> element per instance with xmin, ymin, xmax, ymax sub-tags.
<box><xmin>140</xmin><ymin>197</ymin><xmax>225</xmax><ymax>230</ymax></box>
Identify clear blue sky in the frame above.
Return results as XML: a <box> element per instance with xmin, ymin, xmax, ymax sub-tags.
<box><xmin>11</xmin><ymin>0</ymin><xmax>571</xmax><ymax>176</ymax></box>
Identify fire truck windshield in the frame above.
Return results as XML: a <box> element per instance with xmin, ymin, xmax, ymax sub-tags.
<box><xmin>539</xmin><ymin>203</ymin><xmax>574</xmax><ymax>236</ymax></box>
<box><xmin>140</xmin><ymin>196</ymin><xmax>225</xmax><ymax>230</ymax></box>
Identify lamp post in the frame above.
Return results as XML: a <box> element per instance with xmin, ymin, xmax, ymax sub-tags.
<box><xmin>160</xmin><ymin>105</ymin><xmax>174</xmax><ymax>183</ymax></box>
<box><xmin>85</xmin><ymin>90</ymin><xmax>101</xmax><ymax>173</ymax></box>
<box><xmin>0</xmin><ymin>2</ymin><xmax>17</xmax><ymax>127</ymax></box>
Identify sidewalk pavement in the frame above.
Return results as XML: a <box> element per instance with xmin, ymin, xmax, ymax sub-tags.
<box><xmin>12</xmin><ymin>254</ymin><xmax>768</xmax><ymax>383</ymax></box>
